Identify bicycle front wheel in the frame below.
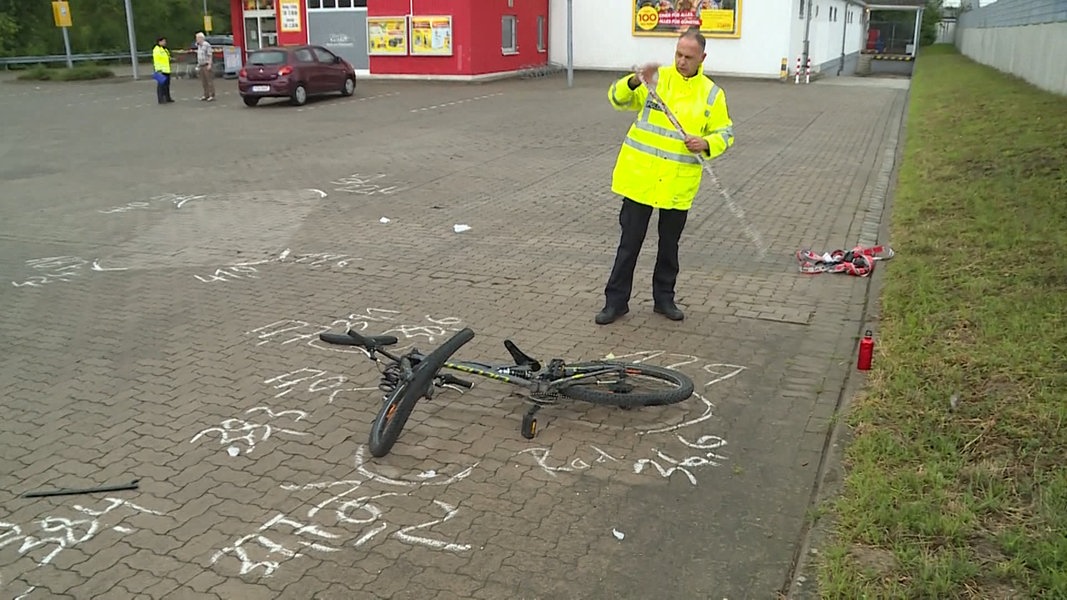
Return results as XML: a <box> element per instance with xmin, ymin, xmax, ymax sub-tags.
<box><xmin>367</xmin><ymin>328</ymin><xmax>476</xmax><ymax>458</ymax></box>
<box><xmin>559</xmin><ymin>362</ymin><xmax>694</xmax><ymax>407</ymax></box>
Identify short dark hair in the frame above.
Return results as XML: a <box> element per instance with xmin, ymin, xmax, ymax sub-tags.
<box><xmin>679</xmin><ymin>29</ymin><xmax>706</xmax><ymax>51</ymax></box>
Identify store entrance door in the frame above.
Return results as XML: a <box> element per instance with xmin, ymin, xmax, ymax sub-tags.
<box><xmin>243</xmin><ymin>15</ymin><xmax>278</xmax><ymax>51</ymax></box>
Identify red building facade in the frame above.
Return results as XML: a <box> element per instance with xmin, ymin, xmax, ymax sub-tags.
<box><xmin>228</xmin><ymin>0</ymin><xmax>549</xmax><ymax>78</ymax></box>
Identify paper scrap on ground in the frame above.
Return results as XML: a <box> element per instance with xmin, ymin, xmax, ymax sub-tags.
<box><xmin>380</xmin><ymin>217</ymin><xmax>391</xmax><ymax>223</ymax></box>
<box><xmin>453</xmin><ymin>224</ymin><xmax>471</xmax><ymax>233</ymax></box>
<box><xmin>612</xmin><ymin>528</ymin><xmax>625</xmax><ymax>540</ymax></box>
<box><xmin>227</xmin><ymin>446</ymin><xmax>240</xmax><ymax>457</ymax></box>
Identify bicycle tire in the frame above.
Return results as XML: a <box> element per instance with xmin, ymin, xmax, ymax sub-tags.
<box><xmin>558</xmin><ymin>362</ymin><xmax>694</xmax><ymax>407</ymax></box>
<box><xmin>367</xmin><ymin>327</ymin><xmax>476</xmax><ymax>458</ymax></box>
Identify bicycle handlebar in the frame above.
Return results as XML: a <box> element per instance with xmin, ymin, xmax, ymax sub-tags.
<box><xmin>319</xmin><ymin>330</ymin><xmax>399</xmax><ymax>349</ymax></box>
<box><xmin>319</xmin><ymin>326</ymin><xmax>476</xmax><ymax>389</ymax></box>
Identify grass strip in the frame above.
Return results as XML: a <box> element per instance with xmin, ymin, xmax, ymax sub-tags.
<box><xmin>817</xmin><ymin>44</ymin><xmax>1067</xmax><ymax>598</ymax></box>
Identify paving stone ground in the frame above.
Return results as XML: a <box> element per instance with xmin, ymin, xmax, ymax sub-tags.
<box><xmin>0</xmin><ymin>68</ymin><xmax>907</xmax><ymax>599</ymax></box>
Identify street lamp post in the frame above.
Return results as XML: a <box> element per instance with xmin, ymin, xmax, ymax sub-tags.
<box><xmin>566</xmin><ymin>0</ymin><xmax>573</xmax><ymax>88</ymax></box>
<box><xmin>123</xmin><ymin>0</ymin><xmax>138</xmax><ymax>79</ymax></box>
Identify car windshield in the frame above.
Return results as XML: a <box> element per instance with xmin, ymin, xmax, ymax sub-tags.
<box><xmin>248</xmin><ymin>50</ymin><xmax>287</xmax><ymax>66</ymax></box>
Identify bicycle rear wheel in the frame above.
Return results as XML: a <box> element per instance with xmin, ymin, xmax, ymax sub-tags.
<box><xmin>558</xmin><ymin>362</ymin><xmax>694</xmax><ymax>407</ymax></box>
<box><xmin>367</xmin><ymin>327</ymin><xmax>475</xmax><ymax>458</ymax></box>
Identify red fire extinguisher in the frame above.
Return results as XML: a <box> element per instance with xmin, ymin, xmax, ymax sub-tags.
<box><xmin>857</xmin><ymin>329</ymin><xmax>875</xmax><ymax>370</ymax></box>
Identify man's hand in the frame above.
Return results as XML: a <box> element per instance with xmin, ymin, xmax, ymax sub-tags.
<box><xmin>634</xmin><ymin>62</ymin><xmax>660</xmax><ymax>85</ymax></box>
<box><xmin>684</xmin><ymin>136</ymin><xmax>709</xmax><ymax>153</ymax></box>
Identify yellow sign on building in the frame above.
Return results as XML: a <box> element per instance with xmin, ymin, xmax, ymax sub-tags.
<box><xmin>410</xmin><ymin>15</ymin><xmax>452</xmax><ymax>56</ymax></box>
<box><xmin>52</xmin><ymin>1</ymin><xmax>73</xmax><ymax>28</ymax></box>
<box><xmin>368</xmin><ymin>17</ymin><xmax>408</xmax><ymax>55</ymax></box>
<box><xmin>631</xmin><ymin>0</ymin><xmax>742</xmax><ymax>39</ymax></box>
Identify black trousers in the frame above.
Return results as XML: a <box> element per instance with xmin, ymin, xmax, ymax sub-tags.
<box><xmin>604</xmin><ymin>197</ymin><xmax>689</xmax><ymax>309</ymax></box>
<box><xmin>156</xmin><ymin>73</ymin><xmax>172</xmax><ymax>103</ymax></box>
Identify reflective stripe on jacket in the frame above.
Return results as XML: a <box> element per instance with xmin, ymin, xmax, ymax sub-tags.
<box><xmin>153</xmin><ymin>46</ymin><xmax>171</xmax><ymax>74</ymax></box>
<box><xmin>607</xmin><ymin>63</ymin><xmax>735</xmax><ymax>211</ymax></box>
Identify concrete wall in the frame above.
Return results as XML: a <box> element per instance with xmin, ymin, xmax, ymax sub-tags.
<box><xmin>789</xmin><ymin>0</ymin><xmax>867</xmax><ymax>77</ymax></box>
<box><xmin>956</xmin><ymin>0</ymin><xmax>1067</xmax><ymax>95</ymax></box>
<box><xmin>547</xmin><ymin>0</ymin><xmax>795</xmax><ymax>78</ymax></box>
<box><xmin>543</xmin><ymin>0</ymin><xmax>873</xmax><ymax>79</ymax></box>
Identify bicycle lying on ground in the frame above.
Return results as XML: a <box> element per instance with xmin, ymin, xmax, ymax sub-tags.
<box><xmin>319</xmin><ymin>327</ymin><xmax>695</xmax><ymax>458</ymax></box>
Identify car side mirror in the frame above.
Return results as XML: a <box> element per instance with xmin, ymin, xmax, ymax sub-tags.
<box><xmin>334</xmin><ymin>56</ymin><xmax>341</xmax><ymax>64</ymax></box>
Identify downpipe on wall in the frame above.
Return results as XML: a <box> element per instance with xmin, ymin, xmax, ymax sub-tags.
<box><xmin>802</xmin><ymin>0</ymin><xmax>813</xmax><ymax>73</ymax></box>
<box><xmin>838</xmin><ymin>3</ymin><xmax>850</xmax><ymax>74</ymax></box>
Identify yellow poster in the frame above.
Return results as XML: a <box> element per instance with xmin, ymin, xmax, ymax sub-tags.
<box><xmin>52</xmin><ymin>1</ymin><xmax>72</xmax><ymax>28</ymax></box>
<box><xmin>410</xmin><ymin>15</ymin><xmax>452</xmax><ymax>56</ymax></box>
<box><xmin>368</xmin><ymin>17</ymin><xmax>409</xmax><ymax>55</ymax></box>
<box><xmin>279</xmin><ymin>0</ymin><xmax>301</xmax><ymax>33</ymax></box>
<box><xmin>632</xmin><ymin>0</ymin><xmax>742</xmax><ymax>39</ymax></box>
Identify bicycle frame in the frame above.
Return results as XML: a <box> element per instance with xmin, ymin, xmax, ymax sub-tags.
<box><xmin>435</xmin><ymin>358</ymin><xmax>627</xmax><ymax>397</ymax></box>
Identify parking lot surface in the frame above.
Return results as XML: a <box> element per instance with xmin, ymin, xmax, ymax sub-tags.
<box><xmin>0</xmin><ymin>69</ymin><xmax>907</xmax><ymax>599</ymax></box>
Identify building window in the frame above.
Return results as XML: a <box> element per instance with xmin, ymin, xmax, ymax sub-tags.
<box><xmin>502</xmin><ymin>15</ymin><xmax>517</xmax><ymax>54</ymax></box>
<box><xmin>308</xmin><ymin>0</ymin><xmax>365</xmax><ymax>9</ymax></box>
<box><xmin>537</xmin><ymin>16</ymin><xmax>545</xmax><ymax>52</ymax></box>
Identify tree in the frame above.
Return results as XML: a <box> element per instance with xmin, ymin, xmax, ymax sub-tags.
<box><xmin>920</xmin><ymin>0</ymin><xmax>944</xmax><ymax>46</ymax></box>
<box><xmin>0</xmin><ymin>0</ymin><xmax>232</xmax><ymax>58</ymax></box>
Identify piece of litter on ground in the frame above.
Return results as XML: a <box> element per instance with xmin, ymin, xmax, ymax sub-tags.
<box><xmin>453</xmin><ymin>224</ymin><xmax>471</xmax><ymax>233</ymax></box>
<box><xmin>380</xmin><ymin>217</ymin><xmax>391</xmax><ymax>224</ymax></box>
<box><xmin>605</xmin><ymin>352</ymin><xmax>616</xmax><ymax>359</ymax></box>
<box><xmin>227</xmin><ymin>446</ymin><xmax>240</xmax><ymax>457</ymax></box>
<box><xmin>612</xmin><ymin>528</ymin><xmax>625</xmax><ymax>540</ymax></box>
<box><xmin>417</xmin><ymin>470</ymin><xmax>437</xmax><ymax>479</ymax></box>
<box><xmin>278</xmin><ymin>248</ymin><xmax>291</xmax><ymax>260</ymax></box>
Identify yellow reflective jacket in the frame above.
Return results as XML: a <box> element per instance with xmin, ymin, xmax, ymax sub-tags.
<box><xmin>608</xmin><ymin>63</ymin><xmax>734</xmax><ymax>211</ymax></box>
<box><xmin>153</xmin><ymin>45</ymin><xmax>171</xmax><ymax>74</ymax></box>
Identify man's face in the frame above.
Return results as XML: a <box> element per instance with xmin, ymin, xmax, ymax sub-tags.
<box><xmin>674</xmin><ymin>37</ymin><xmax>706</xmax><ymax>77</ymax></box>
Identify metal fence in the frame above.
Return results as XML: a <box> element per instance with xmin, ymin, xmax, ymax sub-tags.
<box><xmin>0</xmin><ymin>52</ymin><xmax>151</xmax><ymax>69</ymax></box>
<box><xmin>958</xmin><ymin>0</ymin><xmax>1067</xmax><ymax>28</ymax></box>
<box><xmin>868</xmin><ymin>18</ymin><xmax>917</xmax><ymax>54</ymax></box>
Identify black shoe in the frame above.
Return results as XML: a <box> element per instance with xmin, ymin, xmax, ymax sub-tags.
<box><xmin>595</xmin><ymin>305</ymin><xmax>629</xmax><ymax>325</ymax></box>
<box><xmin>653</xmin><ymin>303</ymin><xmax>684</xmax><ymax>321</ymax></box>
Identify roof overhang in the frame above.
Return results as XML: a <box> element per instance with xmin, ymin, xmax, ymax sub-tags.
<box><xmin>864</xmin><ymin>3</ymin><xmax>924</xmax><ymax>10</ymax></box>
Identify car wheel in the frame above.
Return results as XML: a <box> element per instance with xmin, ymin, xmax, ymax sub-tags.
<box><xmin>243</xmin><ymin>96</ymin><xmax>260</xmax><ymax>107</ymax></box>
<box><xmin>341</xmin><ymin>76</ymin><xmax>355</xmax><ymax>97</ymax></box>
<box><xmin>290</xmin><ymin>84</ymin><xmax>308</xmax><ymax>106</ymax></box>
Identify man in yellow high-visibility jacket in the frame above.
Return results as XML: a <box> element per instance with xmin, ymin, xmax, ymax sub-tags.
<box><xmin>595</xmin><ymin>29</ymin><xmax>734</xmax><ymax>325</ymax></box>
<box><xmin>153</xmin><ymin>36</ymin><xmax>174</xmax><ymax>104</ymax></box>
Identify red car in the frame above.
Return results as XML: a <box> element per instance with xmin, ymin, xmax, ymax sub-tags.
<box><xmin>238</xmin><ymin>45</ymin><xmax>356</xmax><ymax>107</ymax></box>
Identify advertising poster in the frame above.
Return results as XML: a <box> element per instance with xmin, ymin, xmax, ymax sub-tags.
<box><xmin>410</xmin><ymin>15</ymin><xmax>453</xmax><ymax>56</ymax></box>
<box><xmin>280</xmin><ymin>0</ymin><xmax>301</xmax><ymax>32</ymax></box>
<box><xmin>632</xmin><ymin>0</ymin><xmax>742</xmax><ymax>39</ymax></box>
<box><xmin>367</xmin><ymin>16</ymin><xmax>409</xmax><ymax>55</ymax></box>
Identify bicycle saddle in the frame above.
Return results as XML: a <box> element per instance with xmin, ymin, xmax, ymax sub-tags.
<box><xmin>504</xmin><ymin>339</ymin><xmax>541</xmax><ymax>372</ymax></box>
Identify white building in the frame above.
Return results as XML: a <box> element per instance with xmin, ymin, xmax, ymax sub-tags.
<box><xmin>547</xmin><ymin>0</ymin><xmax>924</xmax><ymax>79</ymax></box>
